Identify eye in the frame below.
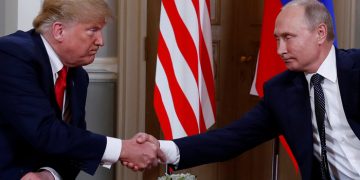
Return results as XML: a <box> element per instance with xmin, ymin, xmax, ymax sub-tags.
<box><xmin>285</xmin><ymin>34</ymin><xmax>294</xmax><ymax>40</ymax></box>
<box><xmin>86</xmin><ymin>27</ymin><xmax>99</xmax><ymax>36</ymax></box>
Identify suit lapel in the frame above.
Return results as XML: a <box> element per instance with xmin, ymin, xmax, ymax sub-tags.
<box><xmin>284</xmin><ymin>73</ymin><xmax>314</xmax><ymax>176</ymax></box>
<box><xmin>66</xmin><ymin>68</ymin><xmax>88</xmax><ymax>127</ymax></box>
<box><xmin>31</xmin><ymin>30</ymin><xmax>63</xmax><ymax>118</ymax></box>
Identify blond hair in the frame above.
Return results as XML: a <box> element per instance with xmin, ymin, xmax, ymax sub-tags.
<box><xmin>33</xmin><ymin>0</ymin><xmax>113</xmax><ymax>33</ymax></box>
<box><xmin>283</xmin><ymin>0</ymin><xmax>335</xmax><ymax>42</ymax></box>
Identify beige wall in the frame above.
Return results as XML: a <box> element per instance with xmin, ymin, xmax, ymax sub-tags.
<box><xmin>0</xmin><ymin>0</ymin><xmax>4</xmax><ymax>36</ymax></box>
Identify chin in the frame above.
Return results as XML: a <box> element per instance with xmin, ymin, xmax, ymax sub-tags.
<box><xmin>82</xmin><ymin>57</ymin><xmax>96</xmax><ymax>66</ymax></box>
<box><xmin>285</xmin><ymin>65</ymin><xmax>298</xmax><ymax>72</ymax></box>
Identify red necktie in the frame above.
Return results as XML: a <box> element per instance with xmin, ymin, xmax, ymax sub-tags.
<box><xmin>55</xmin><ymin>67</ymin><xmax>68</xmax><ymax>111</ymax></box>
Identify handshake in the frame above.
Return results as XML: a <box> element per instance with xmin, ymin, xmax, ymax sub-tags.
<box><xmin>119</xmin><ymin>133</ymin><xmax>166</xmax><ymax>171</ymax></box>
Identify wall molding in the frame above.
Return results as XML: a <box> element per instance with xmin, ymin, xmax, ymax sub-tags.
<box><xmin>84</xmin><ymin>57</ymin><xmax>118</xmax><ymax>81</ymax></box>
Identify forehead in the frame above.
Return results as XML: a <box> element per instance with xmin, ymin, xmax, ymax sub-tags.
<box><xmin>67</xmin><ymin>18</ymin><xmax>107</xmax><ymax>28</ymax></box>
<box><xmin>274</xmin><ymin>5</ymin><xmax>307</xmax><ymax>35</ymax></box>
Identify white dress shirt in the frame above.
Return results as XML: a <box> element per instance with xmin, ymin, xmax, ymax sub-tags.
<box><xmin>40</xmin><ymin>36</ymin><xmax>122</xmax><ymax>179</ymax></box>
<box><xmin>305</xmin><ymin>45</ymin><xmax>360</xmax><ymax>179</ymax></box>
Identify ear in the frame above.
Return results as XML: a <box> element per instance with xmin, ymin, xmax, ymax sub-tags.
<box><xmin>51</xmin><ymin>22</ymin><xmax>65</xmax><ymax>42</ymax></box>
<box><xmin>317</xmin><ymin>23</ymin><xmax>327</xmax><ymax>45</ymax></box>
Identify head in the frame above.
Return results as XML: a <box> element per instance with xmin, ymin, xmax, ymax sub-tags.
<box><xmin>274</xmin><ymin>0</ymin><xmax>335</xmax><ymax>73</ymax></box>
<box><xmin>33</xmin><ymin>0</ymin><xmax>113</xmax><ymax>67</ymax></box>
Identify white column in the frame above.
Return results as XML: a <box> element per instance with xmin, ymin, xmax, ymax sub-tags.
<box><xmin>116</xmin><ymin>0</ymin><xmax>147</xmax><ymax>179</ymax></box>
<box><xmin>4</xmin><ymin>0</ymin><xmax>41</xmax><ymax>35</ymax></box>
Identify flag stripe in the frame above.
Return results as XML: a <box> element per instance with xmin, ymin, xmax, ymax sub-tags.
<box><xmin>196</xmin><ymin>0</ymin><xmax>216</xmax><ymax>129</ymax></box>
<box><xmin>255</xmin><ymin>0</ymin><xmax>285</xmax><ymax>97</ymax></box>
<box><xmin>162</xmin><ymin>0</ymin><xmax>199</xmax><ymax>81</ymax></box>
<box><xmin>157</xmin><ymin>33</ymin><xmax>200</xmax><ymax>136</ymax></box>
<box><xmin>155</xmin><ymin>55</ymin><xmax>187</xmax><ymax>138</ymax></box>
<box><xmin>159</xmin><ymin>4</ymin><xmax>200</xmax><ymax>120</ymax></box>
<box><xmin>154</xmin><ymin>85</ymin><xmax>173</xmax><ymax>140</ymax></box>
<box><xmin>155</xmin><ymin>0</ymin><xmax>215</xmax><ymax>139</ymax></box>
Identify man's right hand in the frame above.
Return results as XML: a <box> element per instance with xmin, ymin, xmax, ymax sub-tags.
<box><xmin>120</xmin><ymin>133</ymin><xmax>166</xmax><ymax>171</ymax></box>
<box><xmin>21</xmin><ymin>170</ymin><xmax>54</xmax><ymax>180</ymax></box>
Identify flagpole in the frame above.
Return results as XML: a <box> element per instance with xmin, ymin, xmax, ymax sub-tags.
<box><xmin>272</xmin><ymin>137</ymin><xmax>280</xmax><ymax>180</ymax></box>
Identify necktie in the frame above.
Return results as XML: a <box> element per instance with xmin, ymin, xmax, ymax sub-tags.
<box><xmin>55</xmin><ymin>66</ymin><xmax>68</xmax><ymax>111</ymax></box>
<box><xmin>311</xmin><ymin>73</ymin><xmax>330</xmax><ymax>180</ymax></box>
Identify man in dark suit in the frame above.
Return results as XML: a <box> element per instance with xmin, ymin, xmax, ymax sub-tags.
<box><xmin>0</xmin><ymin>0</ymin><xmax>164</xmax><ymax>179</ymax></box>
<box><xmin>127</xmin><ymin>0</ymin><xmax>360</xmax><ymax>179</ymax></box>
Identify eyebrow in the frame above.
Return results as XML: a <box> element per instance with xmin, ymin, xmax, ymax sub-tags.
<box><xmin>274</xmin><ymin>32</ymin><xmax>295</xmax><ymax>38</ymax></box>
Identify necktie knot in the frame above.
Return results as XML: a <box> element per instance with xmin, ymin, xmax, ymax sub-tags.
<box><xmin>58</xmin><ymin>67</ymin><xmax>68</xmax><ymax>81</ymax></box>
<box><xmin>311</xmin><ymin>73</ymin><xmax>324</xmax><ymax>86</ymax></box>
<box><xmin>55</xmin><ymin>66</ymin><xmax>68</xmax><ymax>110</ymax></box>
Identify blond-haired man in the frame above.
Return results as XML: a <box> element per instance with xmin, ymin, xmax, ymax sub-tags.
<box><xmin>0</xmin><ymin>0</ymin><xmax>164</xmax><ymax>179</ymax></box>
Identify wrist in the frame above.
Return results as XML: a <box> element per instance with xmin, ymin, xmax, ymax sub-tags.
<box><xmin>37</xmin><ymin>169</ymin><xmax>55</xmax><ymax>180</ymax></box>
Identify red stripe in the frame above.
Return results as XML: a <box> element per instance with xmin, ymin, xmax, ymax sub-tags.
<box><xmin>157</xmin><ymin>32</ymin><xmax>199</xmax><ymax>135</ymax></box>
<box><xmin>199</xmin><ymin>106</ymin><xmax>207</xmax><ymax>132</ymax></box>
<box><xmin>199</xmin><ymin>34</ymin><xmax>216</xmax><ymax>113</ymax></box>
<box><xmin>162</xmin><ymin>0</ymin><xmax>199</xmax><ymax>82</ymax></box>
<box><xmin>255</xmin><ymin>0</ymin><xmax>286</xmax><ymax>97</ymax></box>
<box><xmin>154</xmin><ymin>85</ymin><xmax>173</xmax><ymax>140</ymax></box>
<box><xmin>205</xmin><ymin>0</ymin><xmax>210</xmax><ymax>14</ymax></box>
<box><xmin>279</xmin><ymin>136</ymin><xmax>299</xmax><ymax>172</ymax></box>
<box><xmin>192</xmin><ymin>0</ymin><xmax>216</xmax><ymax>122</ymax></box>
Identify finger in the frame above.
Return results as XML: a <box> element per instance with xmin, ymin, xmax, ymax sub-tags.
<box><xmin>151</xmin><ymin>158</ymin><xmax>159</xmax><ymax>168</ymax></box>
<box><xmin>121</xmin><ymin>161</ymin><xmax>128</xmax><ymax>166</ymax></box>
<box><xmin>146</xmin><ymin>135</ymin><xmax>160</xmax><ymax>146</ymax></box>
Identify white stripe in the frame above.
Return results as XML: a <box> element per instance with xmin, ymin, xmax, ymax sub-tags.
<box><xmin>175</xmin><ymin>0</ymin><xmax>200</xmax><ymax>54</ymax></box>
<box><xmin>199</xmin><ymin>70</ymin><xmax>215</xmax><ymax>128</ymax></box>
<box><xmin>155</xmin><ymin>56</ymin><xmax>187</xmax><ymax>138</ymax></box>
<box><xmin>199</xmin><ymin>0</ymin><xmax>215</xmax><ymax>128</ymax></box>
<box><xmin>200</xmin><ymin>0</ymin><xmax>214</xmax><ymax>72</ymax></box>
<box><xmin>250</xmin><ymin>51</ymin><xmax>260</xmax><ymax>96</ymax></box>
<box><xmin>160</xmin><ymin>4</ymin><xmax>200</xmax><ymax>121</ymax></box>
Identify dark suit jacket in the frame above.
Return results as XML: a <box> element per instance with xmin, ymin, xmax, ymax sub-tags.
<box><xmin>174</xmin><ymin>48</ymin><xmax>360</xmax><ymax>180</ymax></box>
<box><xmin>0</xmin><ymin>30</ymin><xmax>107</xmax><ymax>179</ymax></box>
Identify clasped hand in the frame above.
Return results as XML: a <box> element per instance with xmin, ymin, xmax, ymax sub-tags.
<box><xmin>120</xmin><ymin>133</ymin><xmax>166</xmax><ymax>171</ymax></box>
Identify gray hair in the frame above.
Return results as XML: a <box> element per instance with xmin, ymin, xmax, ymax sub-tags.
<box><xmin>283</xmin><ymin>0</ymin><xmax>335</xmax><ymax>41</ymax></box>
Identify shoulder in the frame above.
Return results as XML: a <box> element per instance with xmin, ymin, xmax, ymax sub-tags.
<box><xmin>265</xmin><ymin>70</ymin><xmax>301</xmax><ymax>88</ymax></box>
<box><xmin>0</xmin><ymin>29</ymin><xmax>43</xmax><ymax>60</ymax></box>
<box><xmin>336</xmin><ymin>48</ymin><xmax>360</xmax><ymax>69</ymax></box>
<box><xmin>336</xmin><ymin>48</ymin><xmax>360</xmax><ymax>57</ymax></box>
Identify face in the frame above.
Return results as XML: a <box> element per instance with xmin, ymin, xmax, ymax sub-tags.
<box><xmin>54</xmin><ymin>19</ymin><xmax>106</xmax><ymax>67</ymax></box>
<box><xmin>274</xmin><ymin>6</ymin><xmax>322</xmax><ymax>73</ymax></box>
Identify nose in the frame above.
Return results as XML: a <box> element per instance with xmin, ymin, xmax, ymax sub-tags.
<box><xmin>95</xmin><ymin>31</ymin><xmax>104</xmax><ymax>47</ymax></box>
<box><xmin>277</xmin><ymin>39</ymin><xmax>287</xmax><ymax>58</ymax></box>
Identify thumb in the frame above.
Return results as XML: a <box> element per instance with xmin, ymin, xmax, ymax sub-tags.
<box><xmin>157</xmin><ymin>149</ymin><xmax>167</xmax><ymax>164</ymax></box>
<box><xmin>135</xmin><ymin>132</ymin><xmax>149</xmax><ymax>144</ymax></box>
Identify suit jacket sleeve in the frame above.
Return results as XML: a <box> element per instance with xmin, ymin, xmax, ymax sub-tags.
<box><xmin>173</xmin><ymin>97</ymin><xmax>279</xmax><ymax>170</ymax></box>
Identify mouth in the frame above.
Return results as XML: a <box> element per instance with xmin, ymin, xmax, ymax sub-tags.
<box><xmin>89</xmin><ymin>50</ymin><xmax>98</xmax><ymax>55</ymax></box>
<box><xmin>283</xmin><ymin>58</ymin><xmax>295</xmax><ymax>63</ymax></box>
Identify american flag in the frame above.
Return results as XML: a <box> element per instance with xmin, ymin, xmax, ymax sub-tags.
<box><xmin>154</xmin><ymin>0</ymin><xmax>215</xmax><ymax>140</ymax></box>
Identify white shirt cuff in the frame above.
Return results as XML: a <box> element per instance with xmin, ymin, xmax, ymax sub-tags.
<box><xmin>101</xmin><ymin>137</ymin><xmax>122</xmax><ymax>169</ymax></box>
<box><xmin>159</xmin><ymin>140</ymin><xmax>180</xmax><ymax>164</ymax></box>
<box><xmin>40</xmin><ymin>167</ymin><xmax>61</xmax><ymax>180</ymax></box>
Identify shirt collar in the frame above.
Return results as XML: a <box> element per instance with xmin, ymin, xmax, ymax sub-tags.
<box><xmin>40</xmin><ymin>35</ymin><xmax>64</xmax><ymax>78</ymax></box>
<box><xmin>305</xmin><ymin>45</ymin><xmax>337</xmax><ymax>84</ymax></box>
